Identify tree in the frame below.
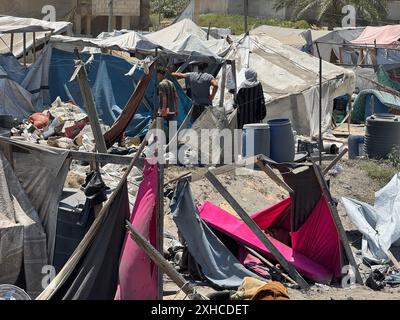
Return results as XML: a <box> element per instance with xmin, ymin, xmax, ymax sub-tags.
<box><xmin>274</xmin><ymin>0</ymin><xmax>388</xmax><ymax>27</ymax></box>
<box><xmin>150</xmin><ymin>0</ymin><xmax>189</xmax><ymax>19</ymax></box>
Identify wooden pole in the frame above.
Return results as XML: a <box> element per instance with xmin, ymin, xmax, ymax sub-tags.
<box><xmin>10</xmin><ymin>33</ymin><xmax>14</xmax><ymax>54</ymax></box>
<box><xmin>72</xmin><ymin>62</ymin><xmax>108</xmax><ymax>154</ymax></box>
<box><xmin>256</xmin><ymin>156</ymin><xmax>294</xmax><ymax>194</ymax></box>
<box><xmin>323</xmin><ymin>148</ymin><xmax>348</xmax><ymax>175</ymax></box>
<box><xmin>126</xmin><ymin>221</ymin><xmax>208</xmax><ymax>300</ymax></box>
<box><xmin>219</xmin><ymin>62</ymin><xmax>227</xmax><ymax>110</ymax></box>
<box><xmin>156</xmin><ymin>117</ymin><xmax>165</xmax><ymax>300</ymax></box>
<box><xmin>23</xmin><ymin>32</ymin><xmax>27</xmax><ymax>67</ymax></box>
<box><xmin>347</xmin><ymin>98</ymin><xmax>352</xmax><ymax>134</ymax></box>
<box><xmin>205</xmin><ymin>171</ymin><xmax>310</xmax><ymax>290</ymax></box>
<box><xmin>311</xmin><ymin>161</ymin><xmax>363</xmax><ymax>285</ymax></box>
<box><xmin>244</xmin><ymin>0</ymin><xmax>249</xmax><ymax>33</ymax></box>
<box><xmin>33</xmin><ymin>32</ymin><xmax>37</xmax><ymax>62</ymax></box>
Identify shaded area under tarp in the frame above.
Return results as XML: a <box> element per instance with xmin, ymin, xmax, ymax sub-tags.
<box><xmin>49</xmin><ymin>48</ymin><xmax>192</xmax><ymax>138</ymax></box>
<box><xmin>352</xmin><ymin>89</ymin><xmax>399</xmax><ymax>123</ymax></box>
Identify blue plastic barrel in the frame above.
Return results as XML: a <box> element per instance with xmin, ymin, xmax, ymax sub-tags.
<box><xmin>242</xmin><ymin>123</ymin><xmax>271</xmax><ymax>160</ymax></box>
<box><xmin>268</xmin><ymin>118</ymin><xmax>295</xmax><ymax>163</ymax></box>
<box><xmin>348</xmin><ymin>135</ymin><xmax>365</xmax><ymax>159</ymax></box>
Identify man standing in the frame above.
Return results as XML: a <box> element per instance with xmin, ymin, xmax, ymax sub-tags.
<box><xmin>157</xmin><ymin>70</ymin><xmax>179</xmax><ymax>141</ymax></box>
<box><xmin>170</xmin><ymin>62</ymin><xmax>219</xmax><ymax>123</ymax></box>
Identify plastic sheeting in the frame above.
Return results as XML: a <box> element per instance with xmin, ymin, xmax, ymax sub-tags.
<box><xmin>226</xmin><ymin>34</ymin><xmax>355</xmax><ymax>136</ymax></box>
<box><xmin>171</xmin><ymin>179</ymin><xmax>261</xmax><ymax>289</ymax></box>
<box><xmin>0</xmin><ymin>16</ymin><xmax>72</xmax><ymax>58</ymax></box>
<box><xmin>352</xmin><ymin>25</ymin><xmax>400</xmax><ymax>46</ymax></box>
<box><xmin>49</xmin><ymin>48</ymin><xmax>192</xmax><ymax>137</ymax></box>
<box><xmin>0</xmin><ymin>152</ymin><xmax>48</xmax><ymax>298</ymax></box>
<box><xmin>342</xmin><ymin>173</ymin><xmax>400</xmax><ymax>265</ymax></box>
<box><xmin>115</xmin><ymin>161</ymin><xmax>158</xmax><ymax>300</ymax></box>
<box><xmin>199</xmin><ymin>196</ymin><xmax>343</xmax><ymax>284</ymax></box>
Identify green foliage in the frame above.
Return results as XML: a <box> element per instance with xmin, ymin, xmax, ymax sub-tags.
<box><xmin>199</xmin><ymin>14</ymin><xmax>311</xmax><ymax>35</ymax></box>
<box><xmin>273</xmin><ymin>0</ymin><xmax>388</xmax><ymax>27</ymax></box>
<box><xmin>150</xmin><ymin>0</ymin><xmax>189</xmax><ymax>18</ymax></box>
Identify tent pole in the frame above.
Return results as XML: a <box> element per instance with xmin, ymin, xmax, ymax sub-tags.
<box><xmin>205</xmin><ymin>170</ymin><xmax>310</xmax><ymax>290</ymax></box>
<box><xmin>33</xmin><ymin>32</ymin><xmax>37</xmax><ymax>62</ymax></box>
<box><xmin>219</xmin><ymin>62</ymin><xmax>227</xmax><ymax>110</ymax></box>
<box><xmin>156</xmin><ymin>116</ymin><xmax>165</xmax><ymax>301</ymax></box>
<box><xmin>23</xmin><ymin>32</ymin><xmax>27</xmax><ymax>67</ymax></box>
<box><xmin>108</xmin><ymin>0</ymin><xmax>114</xmax><ymax>32</ymax></box>
<box><xmin>10</xmin><ymin>33</ymin><xmax>14</xmax><ymax>54</ymax></box>
<box><xmin>315</xmin><ymin>42</ymin><xmax>323</xmax><ymax>166</ymax></box>
<box><xmin>244</xmin><ymin>0</ymin><xmax>249</xmax><ymax>34</ymax></box>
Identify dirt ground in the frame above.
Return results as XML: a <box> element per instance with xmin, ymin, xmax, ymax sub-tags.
<box><xmin>162</xmin><ymin>157</ymin><xmax>400</xmax><ymax>300</ymax></box>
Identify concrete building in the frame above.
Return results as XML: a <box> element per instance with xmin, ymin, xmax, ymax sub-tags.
<box><xmin>0</xmin><ymin>0</ymin><xmax>150</xmax><ymax>36</ymax></box>
<box><xmin>198</xmin><ymin>0</ymin><xmax>400</xmax><ymax>24</ymax></box>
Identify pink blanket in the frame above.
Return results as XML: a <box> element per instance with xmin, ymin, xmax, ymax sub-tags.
<box><xmin>199</xmin><ymin>197</ymin><xmax>342</xmax><ymax>284</ymax></box>
<box><xmin>352</xmin><ymin>25</ymin><xmax>400</xmax><ymax>45</ymax></box>
<box><xmin>115</xmin><ymin>161</ymin><xmax>158</xmax><ymax>300</ymax></box>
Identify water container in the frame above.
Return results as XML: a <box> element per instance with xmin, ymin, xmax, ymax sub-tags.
<box><xmin>365</xmin><ymin>114</ymin><xmax>400</xmax><ymax>159</ymax></box>
<box><xmin>268</xmin><ymin>118</ymin><xmax>295</xmax><ymax>163</ymax></box>
<box><xmin>242</xmin><ymin>123</ymin><xmax>271</xmax><ymax>160</ymax></box>
<box><xmin>348</xmin><ymin>135</ymin><xmax>365</xmax><ymax>159</ymax></box>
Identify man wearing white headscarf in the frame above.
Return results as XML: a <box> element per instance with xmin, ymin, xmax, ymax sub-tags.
<box><xmin>235</xmin><ymin>68</ymin><xmax>266</xmax><ymax>129</ymax></box>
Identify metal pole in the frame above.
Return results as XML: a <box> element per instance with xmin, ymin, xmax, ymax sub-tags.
<box><xmin>315</xmin><ymin>42</ymin><xmax>323</xmax><ymax>166</ymax></box>
<box><xmin>108</xmin><ymin>0</ymin><xmax>114</xmax><ymax>32</ymax></box>
<box><xmin>244</xmin><ymin>0</ymin><xmax>249</xmax><ymax>33</ymax></box>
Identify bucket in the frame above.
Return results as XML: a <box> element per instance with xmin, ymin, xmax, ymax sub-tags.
<box><xmin>268</xmin><ymin>118</ymin><xmax>295</xmax><ymax>163</ymax></box>
<box><xmin>242</xmin><ymin>123</ymin><xmax>271</xmax><ymax>160</ymax></box>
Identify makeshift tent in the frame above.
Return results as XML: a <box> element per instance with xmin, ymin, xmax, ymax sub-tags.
<box><xmin>377</xmin><ymin>65</ymin><xmax>400</xmax><ymax>90</ymax></box>
<box><xmin>352</xmin><ymin>25</ymin><xmax>400</xmax><ymax>46</ymax></box>
<box><xmin>351</xmin><ymin>89</ymin><xmax>400</xmax><ymax>123</ymax></box>
<box><xmin>198</xmin><ymin>162</ymin><xmax>344</xmax><ymax>284</ymax></box>
<box><xmin>115</xmin><ymin>161</ymin><xmax>158</xmax><ymax>300</ymax></box>
<box><xmin>311</xmin><ymin>28</ymin><xmax>365</xmax><ymax>62</ymax></box>
<box><xmin>225</xmin><ymin>34</ymin><xmax>355</xmax><ymax>136</ymax></box>
<box><xmin>0</xmin><ymin>46</ymin><xmax>52</xmax><ymax>118</ymax></box>
<box><xmin>171</xmin><ymin>179</ymin><xmax>262</xmax><ymax>289</ymax></box>
<box><xmin>0</xmin><ymin>16</ymin><xmax>72</xmax><ymax>58</ymax></box>
<box><xmin>377</xmin><ymin>48</ymin><xmax>400</xmax><ymax>65</ymax></box>
<box><xmin>0</xmin><ymin>152</ymin><xmax>48</xmax><ymax>298</ymax></box>
<box><xmin>342</xmin><ymin>174</ymin><xmax>400</xmax><ymax>265</ymax></box>
<box><xmin>37</xmin><ymin>181</ymin><xmax>130</xmax><ymax>300</ymax></box>
<box><xmin>48</xmin><ymin>48</ymin><xmax>192</xmax><ymax>137</ymax></box>
<box><xmin>251</xmin><ymin>25</ymin><xmax>329</xmax><ymax>51</ymax></box>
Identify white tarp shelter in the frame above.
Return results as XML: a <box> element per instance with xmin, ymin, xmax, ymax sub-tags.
<box><xmin>0</xmin><ymin>16</ymin><xmax>72</xmax><ymax>58</ymax></box>
<box><xmin>225</xmin><ymin>34</ymin><xmax>355</xmax><ymax>136</ymax></box>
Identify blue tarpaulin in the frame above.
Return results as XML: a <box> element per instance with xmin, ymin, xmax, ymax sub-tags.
<box><xmin>49</xmin><ymin>48</ymin><xmax>192</xmax><ymax>137</ymax></box>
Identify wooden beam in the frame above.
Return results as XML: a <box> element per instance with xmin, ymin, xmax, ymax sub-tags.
<box><xmin>256</xmin><ymin>156</ymin><xmax>294</xmax><ymax>194</ymax></box>
<box><xmin>156</xmin><ymin>117</ymin><xmax>165</xmax><ymax>300</ymax></box>
<box><xmin>126</xmin><ymin>221</ymin><xmax>207</xmax><ymax>300</ymax></box>
<box><xmin>323</xmin><ymin>148</ymin><xmax>348</xmax><ymax>175</ymax></box>
<box><xmin>10</xmin><ymin>33</ymin><xmax>14</xmax><ymax>53</ymax></box>
<box><xmin>205</xmin><ymin>171</ymin><xmax>310</xmax><ymax>290</ymax></box>
<box><xmin>311</xmin><ymin>161</ymin><xmax>363</xmax><ymax>285</ymax></box>
<box><xmin>72</xmin><ymin>62</ymin><xmax>108</xmax><ymax>154</ymax></box>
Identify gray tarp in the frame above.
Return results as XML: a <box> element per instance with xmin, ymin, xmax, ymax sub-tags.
<box><xmin>37</xmin><ymin>183</ymin><xmax>130</xmax><ymax>300</ymax></box>
<box><xmin>0</xmin><ymin>152</ymin><xmax>48</xmax><ymax>298</ymax></box>
<box><xmin>342</xmin><ymin>173</ymin><xmax>400</xmax><ymax>265</ymax></box>
<box><xmin>171</xmin><ymin>179</ymin><xmax>261</xmax><ymax>289</ymax></box>
<box><xmin>2</xmin><ymin>138</ymin><xmax>72</xmax><ymax>263</ymax></box>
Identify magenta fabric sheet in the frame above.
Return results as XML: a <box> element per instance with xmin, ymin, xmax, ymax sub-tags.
<box><xmin>199</xmin><ymin>197</ymin><xmax>341</xmax><ymax>284</ymax></box>
<box><xmin>115</xmin><ymin>161</ymin><xmax>158</xmax><ymax>300</ymax></box>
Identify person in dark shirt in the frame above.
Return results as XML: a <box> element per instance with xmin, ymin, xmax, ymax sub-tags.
<box><xmin>170</xmin><ymin>62</ymin><xmax>219</xmax><ymax>123</ymax></box>
<box><xmin>235</xmin><ymin>68</ymin><xmax>266</xmax><ymax>129</ymax></box>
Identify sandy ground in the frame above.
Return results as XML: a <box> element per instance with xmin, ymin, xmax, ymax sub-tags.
<box><xmin>162</xmin><ymin>158</ymin><xmax>400</xmax><ymax>300</ymax></box>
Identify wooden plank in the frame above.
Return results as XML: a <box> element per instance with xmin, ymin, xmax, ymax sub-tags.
<box><xmin>311</xmin><ymin>161</ymin><xmax>363</xmax><ymax>285</ymax></box>
<box><xmin>73</xmin><ymin>63</ymin><xmax>108</xmax><ymax>154</ymax></box>
<box><xmin>219</xmin><ymin>62</ymin><xmax>227</xmax><ymax>109</ymax></box>
<box><xmin>10</xmin><ymin>33</ymin><xmax>14</xmax><ymax>53</ymax></box>
<box><xmin>156</xmin><ymin>117</ymin><xmax>165</xmax><ymax>300</ymax></box>
<box><xmin>323</xmin><ymin>148</ymin><xmax>348</xmax><ymax>175</ymax></box>
<box><xmin>205</xmin><ymin>171</ymin><xmax>310</xmax><ymax>290</ymax></box>
<box><xmin>126</xmin><ymin>221</ymin><xmax>207</xmax><ymax>300</ymax></box>
<box><xmin>256</xmin><ymin>156</ymin><xmax>294</xmax><ymax>194</ymax></box>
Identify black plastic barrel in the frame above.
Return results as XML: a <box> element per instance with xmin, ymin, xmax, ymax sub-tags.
<box><xmin>268</xmin><ymin>118</ymin><xmax>295</xmax><ymax>163</ymax></box>
<box><xmin>365</xmin><ymin>114</ymin><xmax>400</xmax><ymax>159</ymax></box>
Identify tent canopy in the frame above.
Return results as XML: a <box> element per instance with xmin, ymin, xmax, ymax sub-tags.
<box><xmin>352</xmin><ymin>25</ymin><xmax>400</xmax><ymax>46</ymax></box>
<box><xmin>0</xmin><ymin>15</ymin><xmax>72</xmax><ymax>57</ymax></box>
